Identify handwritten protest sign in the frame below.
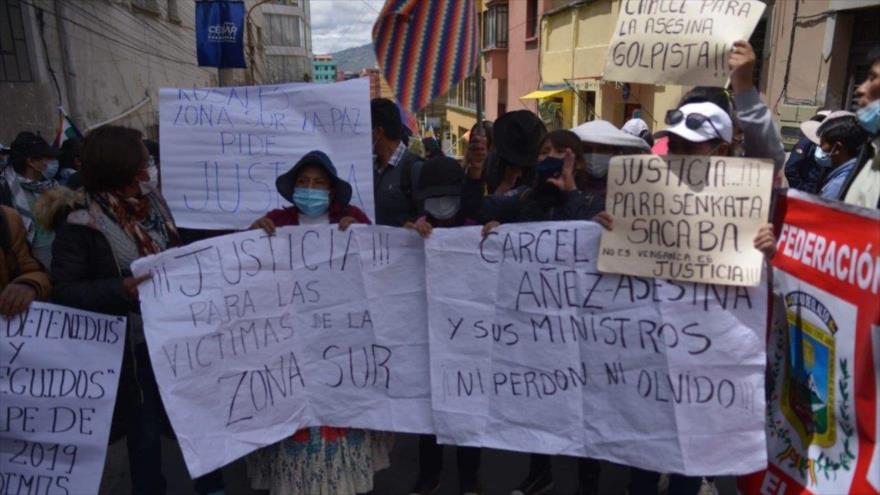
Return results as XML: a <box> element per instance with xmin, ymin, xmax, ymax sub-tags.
<box><xmin>131</xmin><ymin>225</ymin><xmax>431</xmax><ymax>477</ymax></box>
<box><xmin>598</xmin><ymin>155</ymin><xmax>773</xmax><ymax>286</ymax></box>
<box><xmin>426</xmin><ymin>222</ymin><xmax>767</xmax><ymax>475</ymax></box>
<box><xmin>603</xmin><ymin>0</ymin><xmax>766</xmax><ymax>86</ymax></box>
<box><xmin>159</xmin><ymin>78</ymin><xmax>373</xmax><ymax>229</ymax></box>
<box><xmin>0</xmin><ymin>303</ymin><xmax>125</xmax><ymax>495</ymax></box>
<box><xmin>739</xmin><ymin>190</ymin><xmax>880</xmax><ymax>495</ymax></box>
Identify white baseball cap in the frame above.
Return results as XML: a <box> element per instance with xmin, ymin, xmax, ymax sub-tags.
<box><xmin>621</xmin><ymin>118</ymin><xmax>650</xmax><ymax>137</ymax></box>
<box><xmin>570</xmin><ymin>120</ymin><xmax>652</xmax><ymax>151</ymax></box>
<box><xmin>656</xmin><ymin>102</ymin><xmax>733</xmax><ymax>144</ymax></box>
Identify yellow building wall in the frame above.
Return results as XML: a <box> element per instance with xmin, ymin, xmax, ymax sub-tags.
<box><xmin>446</xmin><ymin>107</ymin><xmax>476</xmax><ymax>158</ymax></box>
<box><xmin>540</xmin><ymin>0</ymin><xmax>687</xmax><ymax>133</ymax></box>
<box><xmin>571</xmin><ymin>0</ymin><xmax>616</xmax><ymax>78</ymax></box>
<box><xmin>541</xmin><ymin>11</ymin><xmax>575</xmax><ymax>83</ymax></box>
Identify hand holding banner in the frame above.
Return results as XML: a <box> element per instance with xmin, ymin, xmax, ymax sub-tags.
<box><xmin>598</xmin><ymin>155</ymin><xmax>773</xmax><ymax>286</ymax></box>
<box><xmin>426</xmin><ymin>222</ymin><xmax>768</xmax><ymax>475</ymax></box>
<box><xmin>131</xmin><ymin>225</ymin><xmax>432</xmax><ymax>478</ymax></box>
<box><xmin>0</xmin><ymin>303</ymin><xmax>125</xmax><ymax>495</ymax></box>
<box><xmin>603</xmin><ymin>0</ymin><xmax>766</xmax><ymax>86</ymax></box>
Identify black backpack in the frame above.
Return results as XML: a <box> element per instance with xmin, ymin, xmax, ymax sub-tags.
<box><xmin>398</xmin><ymin>154</ymin><xmax>423</xmax><ymax>217</ymax></box>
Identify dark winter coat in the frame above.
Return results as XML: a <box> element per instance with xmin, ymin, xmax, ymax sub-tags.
<box><xmin>373</xmin><ymin>150</ymin><xmax>424</xmax><ymax>226</ymax></box>
<box><xmin>481</xmin><ymin>187</ymin><xmax>595</xmax><ymax>224</ymax></box>
<box><xmin>39</xmin><ymin>186</ymin><xmax>178</xmax><ymax>442</ymax></box>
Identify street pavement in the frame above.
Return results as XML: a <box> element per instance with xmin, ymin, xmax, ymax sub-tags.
<box><xmin>99</xmin><ymin>433</ymin><xmax>738</xmax><ymax>495</ymax></box>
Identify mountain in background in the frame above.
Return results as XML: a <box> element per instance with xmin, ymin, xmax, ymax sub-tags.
<box><xmin>330</xmin><ymin>43</ymin><xmax>377</xmax><ymax>74</ymax></box>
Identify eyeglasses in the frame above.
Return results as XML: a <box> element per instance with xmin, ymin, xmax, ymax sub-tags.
<box><xmin>665</xmin><ymin>109</ymin><xmax>723</xmax><ymax>141</ymax></box>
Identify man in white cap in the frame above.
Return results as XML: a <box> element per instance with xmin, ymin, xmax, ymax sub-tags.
<box><xmin>784</xmin><ymin>110</ymin><xmax>831</xmax><ymax>193</ymax></box>
<box><xmin>800</xmin><ymin>111</ymin><xmax>869</xmax><ymax>199</ymax></box>
<box><xmin>595</xmin><ymin>98</ymin><xmax>777</xmax><ymax>495</ymax></box>
<box><xmin>595</xmin><ymin>100</ymin><xmax>775</xmax><ymax>253</ymax></box>
<box><xmin>654</xmin><ymin>101</ymin><xmax>735</xmax><ymax>155</ymax></box>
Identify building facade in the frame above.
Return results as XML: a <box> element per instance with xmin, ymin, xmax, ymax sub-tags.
<box><xmin>445</xmin><ymin>0</ymin><xmax>552</xmax><ymax>156</ymax></box>
<box><xmin>0</xmin><ymin>0</ymin><xmax>284</xmax><ymax>142</ymax></box>
<box><xmin>262</xmin><ymin>0</ymin><xmax>313</xmax><ymax>83</ymax></box>
<box><xmin>539</xmin><ymin>0</ymin><xmax>691</xmax><ymax>133</ymax></box>
<box><xmin>761</xmin><ymin>0</ymin><xmax>880</xmax><ymax>147</ymax></box>
<box><xmin>361</xmin><ymin>67</ymin><xmax>395</xmax><ymax>100</ymax></box>
<box><xmin>446</xmin><ymin>75</ymin><xmax>482</xmax><ymax>156</ymax></box>
<box><xmin>312</xmin><ymin>54</ymin><xmax>337</xmax><ymax>83</ymax></box>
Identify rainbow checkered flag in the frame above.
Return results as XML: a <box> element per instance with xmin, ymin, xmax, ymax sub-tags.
<box><xmin>52</xmin><ymin>107</ymin><xmax>82</xmax><ymax>147</ymax></box>
<box><xmin>372</xmin><ymin>0</ymin><xmax>479</xmax><ymax>114</ymax></box>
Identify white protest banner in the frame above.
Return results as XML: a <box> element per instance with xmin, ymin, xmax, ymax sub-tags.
<box><xmin>426</xmin><ymin>222</ymin><xmax>767</xmax><ymax>475</ymax></box>
<box><xmin>603</xmin><ymin>0</ymin><xmax>766</xmax><ymax>87</ymax></box>
<box><xmin>159</xmin><ymin>78</ymin><xmax>373</xmax><ymax>229</ymax></box>
<box><xmin>1</xmin><ymin>303</ymin><xmax>125</xmax><ymax>495</ymax></box>
<box><xmin>132</xmin><ymin>225</ymin><xmax>431</xmax><ymax>477</ymax></box>
<box><xmin>598</xmin><ymin>155</ymin><xmax>773</xmax><ymax>286</ymax></box>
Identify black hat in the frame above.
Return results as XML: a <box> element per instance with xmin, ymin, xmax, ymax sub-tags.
<box><xmin>10</xmin><ymin>132</ymin><xmax>58</xmax><ymax>159</ymax></box>
<box><xmin>276</xmin><ymin>150</ymin><xmax>353</xmax><ymax>206</ymax></box>
<box><xmin>418</xmin><ymin>156</ymin><xmax>465</xmax><ymax>200</ymax></box>
<box><xmin>493</xmin><ymin>110</ymin><xmax>546</xmax><ymax>168</ymax></box>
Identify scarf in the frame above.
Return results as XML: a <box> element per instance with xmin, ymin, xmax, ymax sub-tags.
<box><xmin>93</xmin><ymin>191</ymin><xmax>179</xmax><ymax>257</ymax></box>
<box><xmin>1</xmin><ymin>166</ymin><xmax>58</xmax><ymax>242</ymax></box>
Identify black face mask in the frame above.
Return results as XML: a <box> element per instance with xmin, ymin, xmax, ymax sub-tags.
<box><xmin>535</xmin><ymin>156</ymin><xmax>563</xmax><ymax>183</ymax></box>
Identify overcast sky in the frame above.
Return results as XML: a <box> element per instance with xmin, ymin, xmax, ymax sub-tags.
<box><xmin>310</xmin><ymin>0</ymin><xmax>385</xmax><ymax>54</ymax></box>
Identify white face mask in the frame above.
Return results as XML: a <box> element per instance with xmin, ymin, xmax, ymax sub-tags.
<box><xmin>424</xmin><ymin>196</ymin><xmax>460</xmax><ymax>220</ymax></box>
<box><xmin>584</xmin><ymin>153</ymin><xmax>612</xmax><ymax>178</ymax></box>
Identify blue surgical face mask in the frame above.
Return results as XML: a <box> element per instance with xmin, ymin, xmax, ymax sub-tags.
<box><xmin>813</xmin><ymin>145</ymin><xmax>832</xmax><ymax>168</ymax></box>
<box><xmin>42</xmin><ymin>159</ymin><xmax>59</xmax><ymax>180</ymax></box>
<box><xmin>857</xmin><ymin>99</ymin><xmax>880</xmax><ymax>135</ymax></box>
<box><xmin>292</xmin><ymin>188</ymin><xmax>330</xmax><ymax>217</ymax></box>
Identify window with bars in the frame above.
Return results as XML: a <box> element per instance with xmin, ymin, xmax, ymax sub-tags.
<box><xmin>0</xmin><ymin>0</ymin><xmax>33</xmax><ymax>82</ymax></box>
<box><xmin>526</xmin><ymin>0</ymin><xmax>538</xmax><ymax>39</ymax></box>
<box><xmin>265</xmin><ymin>13</ymin><xmax>304</xmax><ymax>47</ymax></box>
<box><xmin>447</xmin><ymin>75</ymin><xmax>485</xmax><ymax>111</ymax></box>
<box><xmin>483</xmin><ymin>4</ymin><xmax>508</xmax><ymax>49</ymax></box>
<box><xmin>844</xmin><ymin>8</ymin><xmax>880</xmax><ymax>110</ymax></box>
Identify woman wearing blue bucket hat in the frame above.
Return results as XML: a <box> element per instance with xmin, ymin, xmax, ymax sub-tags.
<box><xmin>249</xmin><ymin>150</ymin><xmax>370</xmax><ymax>232</ymax></box>
<box><xmin>247</xmin><ymin>151</ymin><xmax>390</xmax><ymax>495</ymax></box>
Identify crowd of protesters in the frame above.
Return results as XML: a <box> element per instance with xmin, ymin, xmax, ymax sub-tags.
<box><xmin>0</xmin><ymin>41</ymin><xmax>878</xmax><ymax>495</ymax></box>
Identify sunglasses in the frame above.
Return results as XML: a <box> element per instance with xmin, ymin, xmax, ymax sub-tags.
<box><xmin>665</xmin><ymin>110</ymin><xmax>723</xmax><ymax>141</ymax></box>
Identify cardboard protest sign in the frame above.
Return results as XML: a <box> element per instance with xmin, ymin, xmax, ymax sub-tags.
<box><xmin>159</xmin><ymin>78</ymin><xmax>373</xmax><ymax>229</ymax></box>
<box><xmin>603</xmin><ymin>0</ymin><xmax>766</xmax><ymax>87</ymax></box>
<box><xmin>0</xmin><ymin>303</ymin><xmax>125</xmax><ymax>495</ymax></box>
<box><xmin>598</xmin><ymin>155</ymin><xmax>773</xmax><ymax>286</ymax></box>
<box><xmin>739</xmin><ymin>191</ymin><xmax>880</xmax><ymax>495</ymax></box>
<box><xmin>131</xmin><ymin>225</ymin><xmax>431</xmax><ymax>477</ymax></box>
<box><xmin>425</xmin><ymin>222</ymin><xmax>767</xmax><ymax>475</ymax></box>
